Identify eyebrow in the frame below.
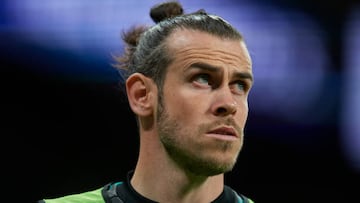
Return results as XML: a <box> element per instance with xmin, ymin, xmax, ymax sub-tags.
<box><xmin>189</xmin><ymin>62</ymin><xmax>254</xmax><ymax>82</ymax></box>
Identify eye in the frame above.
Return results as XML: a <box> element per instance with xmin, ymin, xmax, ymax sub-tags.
<box><xmin>193</xmin><ymin>73</ymin><xmax>212</xmax><ymax>87</ymax></box>
<box><xmin>230</xmin><ymin>80</ymin><xmax>248</xmax><ymax>94</ymax></box>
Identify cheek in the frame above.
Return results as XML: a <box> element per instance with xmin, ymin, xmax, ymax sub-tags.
<box><xmin>164</xmin><ymin>89</ymin><xmax>204</xmax><ymax>121</ymax></box>
<box><xmin>168</xmin><ymin>95</ymin><xmax>200</xmax><ymax>118</ymax></box>
<box><xmin>235</xmin><ymin>99</ymin><xmax>249</xmax><ymax>125</ymax></box>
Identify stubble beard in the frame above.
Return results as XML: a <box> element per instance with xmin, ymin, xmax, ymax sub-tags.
<box><xmin>157</xmin><ymin>100</ymin><xmax>242</xmax><ymax>177</ymax></box>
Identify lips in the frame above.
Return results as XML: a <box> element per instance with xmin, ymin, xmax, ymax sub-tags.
<box><xmin>208</xmin><ymin>126</ymin><xmax>238</xmax><ymax>137</ymax></box>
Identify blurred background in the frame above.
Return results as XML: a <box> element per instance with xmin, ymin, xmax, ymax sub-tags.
<box><xmin>1</xmin><ymin>0</ymin><xmax>359</xmax><ymax>202</ymax></box>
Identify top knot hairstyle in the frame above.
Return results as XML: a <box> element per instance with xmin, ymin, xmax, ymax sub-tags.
<box><xmin>113</xmin><ymin>0</ymin><xmax>243</xmax><ymax>91</ymax></box>
<box><xmin>150</xmin><ymin>1</ymin><xmax>184</xmax><ymax>23</ymax></box>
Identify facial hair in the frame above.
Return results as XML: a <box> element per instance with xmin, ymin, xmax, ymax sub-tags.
<box><xmin>157</xmin><ymin>100</ymin><xmax>243</xmax><ymax>177</ymax></box>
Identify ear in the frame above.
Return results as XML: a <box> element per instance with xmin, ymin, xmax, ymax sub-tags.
<box><xmin>126</xmin><ymin>73</ymin><xmax>156</xmax><ymax>117</ymax></box>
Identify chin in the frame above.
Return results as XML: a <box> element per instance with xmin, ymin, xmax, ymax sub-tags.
<box><xmin>188</xmin><ymin>157</ymin><xmax>237</xmax><ymax>177</ymax></box>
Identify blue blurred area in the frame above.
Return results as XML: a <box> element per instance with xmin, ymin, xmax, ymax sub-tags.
<box><xmin>341</xmin><ymin>4</ymin><xmax>360</xmax><ymax>173</ymax></box>
<box><xmin>1</xmin><ymin>0</ymin><xmax>359</xmax><ymax>202</ymax></box>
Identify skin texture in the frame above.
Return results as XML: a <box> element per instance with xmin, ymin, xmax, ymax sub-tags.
<box><xmin>126</xmin><ymin>28</ymin><xmax>253</xmax><ymax>203</ymax></box>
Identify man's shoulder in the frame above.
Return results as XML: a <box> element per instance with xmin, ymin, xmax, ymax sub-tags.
<box><xmin>39</xmin><ymin>186</ymin><xmax>105</xmax><ymax>203</ymax></box>
<box><xmin>236</xmin><ymin>193</ymin><xmax>255</xmax><ymax>203</ymax></box>
<box><xmin>224</xmin><ymin>185</ymin><xmax>254</xmax><ymax>203</ymax></box>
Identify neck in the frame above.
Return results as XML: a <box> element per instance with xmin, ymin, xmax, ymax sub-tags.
<box><xmin>130</xmin><ymin>130</ymin><xmax>224</xmax><ymax>203</ymax></box>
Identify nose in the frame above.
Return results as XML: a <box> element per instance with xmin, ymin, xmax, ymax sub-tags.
<box><xmin>212</xmin><ymin>87</ymin><xmax>237</xmax><ymax>117</ymax></box>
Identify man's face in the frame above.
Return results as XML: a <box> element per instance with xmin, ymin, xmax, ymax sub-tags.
<box><xmin>157</xmin><ymin>29</ymin><xmax>253</xmax><ymax>176</ymax></box>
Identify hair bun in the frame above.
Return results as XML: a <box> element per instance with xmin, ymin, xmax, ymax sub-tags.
<box><xmin>150</xmin><ymin>1</ymin><xmax>184</xmax><ymax>23</ymax></box>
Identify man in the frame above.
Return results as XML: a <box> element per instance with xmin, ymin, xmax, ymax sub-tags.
<box><xmin>39</xmin><ymin>1</ymin><xmax>254</xmax><ymax>202</ymax></box>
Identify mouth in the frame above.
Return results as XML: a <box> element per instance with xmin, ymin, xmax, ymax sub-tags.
<box><xmin>206</xmin><ymin>126</ymin><xmax>238</xmax><ymax>141</ymax></box>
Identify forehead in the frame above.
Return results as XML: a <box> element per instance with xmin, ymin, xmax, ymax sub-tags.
<box><xmin>165</xmin><ymin>29</ymin><xmax>252</xmax><ymax>69</ymax></box>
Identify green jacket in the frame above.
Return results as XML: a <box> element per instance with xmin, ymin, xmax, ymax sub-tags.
<box><xmin>40</xmin><ymin>181</ymin><xmax>254</xmax><ymax>203</ymax></box>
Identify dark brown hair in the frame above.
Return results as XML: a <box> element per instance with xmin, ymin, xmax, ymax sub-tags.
<box><xmin>113</xmin><ymin>1</ymin><xmax>243</xmax><ymax>92</ymax></box>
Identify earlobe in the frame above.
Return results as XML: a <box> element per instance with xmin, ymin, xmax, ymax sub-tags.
<box><xmin>126</xmin><ymin>73</ymin><xmax>154</xmax><ymax>116</ymax></box>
